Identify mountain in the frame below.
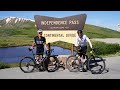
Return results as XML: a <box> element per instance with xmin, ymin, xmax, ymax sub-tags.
<box><xmin>0</xmin><ymin>17</ymin><xmax>35</xmax><ymax>29</ymax></box>
<box><xmin>0</xmin><ymin>16</ymin><xmax>120</xmax><ymax>38</ymax></box>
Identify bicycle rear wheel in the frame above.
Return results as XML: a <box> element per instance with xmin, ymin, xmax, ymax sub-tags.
<box><xmin>43</xmin><ymin>56</ymin><xmax>59</xmax><ymax>72</ymax></box>
<box><xmin>88</xmin><ymin>56</ymin><xmax>106</xmax><ymax>74</ymax></box>
<box><xmin>19</xmin><ymin>57</ymin><xmax>35</xmax><ymax>73</ymax></box>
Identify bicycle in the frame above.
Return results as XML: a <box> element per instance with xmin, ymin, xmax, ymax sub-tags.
<box><xmin>66</xmin><ymin>47</ymin><xmax>107</xmax><ymax>74</ymax></box>
<box><xmin>19</xmin><ymin>47</ymin><xmax>59</xmax><ymax>73</ymax></box>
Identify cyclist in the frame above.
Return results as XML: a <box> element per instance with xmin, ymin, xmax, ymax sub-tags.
<box><xmin>31</xmin><ymin>29</ymin><xmax>48</xmax><ymax>64</ymax></box>
<box><xmin>74</xmin><ymin>30</ymin><xmax>93</xmax><ymax>71</ymax></box>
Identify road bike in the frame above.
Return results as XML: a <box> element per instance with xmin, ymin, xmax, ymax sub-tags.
<box><xmin>66</xmin><ymin>47</ymin><xmax>107</xmax><ymax>74</ymax></box>
<box><xmin>19</xmin><ymin>47</ymin><xmax>59</xmax><ymax>73</ymax></box>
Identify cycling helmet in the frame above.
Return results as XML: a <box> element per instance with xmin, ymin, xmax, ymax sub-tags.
<box><xmin>37</xmin><ymin>29</ymin><xmax>43</xmax><ymax>33</ymax></box>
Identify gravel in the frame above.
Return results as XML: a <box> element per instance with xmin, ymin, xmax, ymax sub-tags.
<box><xmin>91</xmin><ymin>38</ymin><xmax>120</xmax><ymax>44</ymax></box>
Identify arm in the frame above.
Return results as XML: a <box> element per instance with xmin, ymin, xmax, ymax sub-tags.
<box><xmin>75</xmin><ymin>36</ymin><xmax>79</xmax><ymax>47</ymax></box>
<box><xmin>44</xmin><ymin>43</ymin><xmax>49</xmax><ymax>50</ymax></box>
<box><xmin>75</xmin><ymin>36</ymin><xmax>79</xmax><ymax>53</ymax></box>
<box><xmin>31</xmin><ymin>37</ymin><xmax>36</xmax><ymax>49</ymax></box>
<box><xmin>86</xmin><ymin>36</ymin><xmax>92</xmax><ymax>49</ymax></box>
<box><xmin>43</xmin><ymin>37</ymin><xmax>49</xmax><ymax>50</ymax></box>
<box><xmin>32</xmin><ymin>42</ymin><xmax>35</xmax><ymax>48</ymax></box>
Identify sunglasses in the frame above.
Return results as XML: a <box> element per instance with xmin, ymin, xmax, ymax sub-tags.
<box><xmin>38</xmin><ymin>32</ymin><xmax>42</xmax><ymax>34</ymax></box>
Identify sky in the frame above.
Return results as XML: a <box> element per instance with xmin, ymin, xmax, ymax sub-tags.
<box><xmin>0</xmin><ymin>11</ymin><xmax>120</xmax><ymax>30</ymax></box>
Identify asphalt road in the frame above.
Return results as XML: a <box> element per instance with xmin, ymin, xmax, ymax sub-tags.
<box><xmin>0</xmin><ymin>56</ymin><xmax>120</xmax><ymax>79</ymax></box>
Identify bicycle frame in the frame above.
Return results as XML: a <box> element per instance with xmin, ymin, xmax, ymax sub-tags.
<box><xmin>28</xmin><ymin>48</ymin><xmax>54</xmax><ymax>62</ymax></box>
<box><xmin>66</xmin><ymin>46</ymin><xmax>107</xmax><ymax>73</ymax></box>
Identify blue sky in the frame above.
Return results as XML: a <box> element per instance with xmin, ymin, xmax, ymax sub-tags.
<box><xmin>0</xmin><ymin>11</ymin><xmax>120</xmax><ymax>30</ymax></box>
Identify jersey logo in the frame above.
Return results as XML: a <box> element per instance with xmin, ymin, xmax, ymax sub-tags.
<box><xmin>36</xmin><ymin>41</ymin><xmax>44</xmax><ymax>44</ymax></box>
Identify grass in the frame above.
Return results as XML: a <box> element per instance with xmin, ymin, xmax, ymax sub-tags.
<box><xmin>0</xmin><ymin>35</ymin><xmax>33</xmax><ymax>47</ymax></box>
<box><xmin>51</xmin><ymin>41</ymin><xmax>72</xmax><ymax>50</ymax></box>
<box><xmin>51</xmin><ymin>40</ymin><xmax>120</xmax><ymax>57</ymax></box>
<box><xmin>0</xmin><ymin>24</ymin><xmax>120</xmax><ymax>69</ymax></box>
<box><xmin>0</xmin><ymin>62</ymin><xmax>10</xmax><ymax>69</ymax></box>
<box><xmin>9</xmin><ymin>63</ymin><xmax>19</xmax><ymax>68</ymax></box>
<box><xmin>0</xmin><ymin>24</ymin><xmax>120</xmax><ymax>48</ymax></box>
<box><xmin>0</xmin><ymin>62</ymin><xmax>22</xmax><ymax>69</ymax></box>
<box><xmin>88</xmin><ymin>41</ymin><xmax>120</xmax><ymax>56</ymax></box>
<box><xmin>83</xmin><ymin>24</ymin><xmax>120</xmax><ymax>38</ymax></box>
<box><xmin>0</xmin><ymin>26</ymin><xmax>37</xmax><ymax>47</ymax></box>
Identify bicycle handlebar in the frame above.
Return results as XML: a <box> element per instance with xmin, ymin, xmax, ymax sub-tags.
<box><xmin>90</xmin><ymin>48</ymin><xmax>99</xmax><ymax>54</ymax></box>
<box><xmin>28</xmin><ymin>47</ymin><xmax>33</xmax><ymax>51</ymax></box>
<box><xmin>28</xmin><ymin>47</ymin><xmax>54</xmax><ymax>55</ymax></box>
<box><xmin>45</xmin><ymin>49</ymin><xmax>54</xmax><ymax>55</ymax></box>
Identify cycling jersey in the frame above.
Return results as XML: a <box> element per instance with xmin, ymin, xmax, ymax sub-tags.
<box><xmin>75</xmin><ymin>35</ymin><xmax>92</xmax><ymax>48</ymax></box>
<box><xmin>34</xmin><ymin>36</ymin><xmax>46</xmax><ymax>55</ymax></box>
<box><xmin>34</xmin><ymin>36</ymin><xmax>46</xmax><ymax>48</ymax></box>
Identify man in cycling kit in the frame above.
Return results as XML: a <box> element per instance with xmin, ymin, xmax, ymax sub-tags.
<box><xmin>75</xmin><ymin>30</ymin><xmax>93</xmax><ymax>63</ymax></box>
<box><xmin>31</xmin><ymin>29</ymin><xmax>48</xmax><ymax>64</ymax></box>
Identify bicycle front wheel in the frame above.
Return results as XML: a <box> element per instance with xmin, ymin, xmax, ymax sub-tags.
<box><xmin>66</xmin><ymin>55</ymin><xmax>80</xmax><ymax>72</ymax></box>
<box><xmin>88</xmin><ymin>56</ymin><xmax>106</xmax><ymax>74</ymax></box>
<box><xmin>19</xmin><ymin>57</ymin><xmax>35</xmax><ymax>73</ymax></box>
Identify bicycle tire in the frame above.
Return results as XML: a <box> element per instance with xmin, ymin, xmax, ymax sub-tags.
<box><xmin>66</xmin><ymin>55</ymin><xmax>80</xmax><ymax>72</ymax></box>
<box><xmin>19</xmin><ymin>57</ymin><xmax>35</xmax><ymax>73</ymax></box>
<box><xmin>87</xmin><ymin>56</ymin><xmax>106</xmax><ymax>74</ymax></box>
<box><xmin>43</xmin><ymin>56</ymin><xmax>59</xmax><ymax>72</ymax></box>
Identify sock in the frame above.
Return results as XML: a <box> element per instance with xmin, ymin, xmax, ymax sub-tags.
<box><xmin>81</xmin><ymin>57</ymin><xmax>85</xmax><ymax>63</ymax></box>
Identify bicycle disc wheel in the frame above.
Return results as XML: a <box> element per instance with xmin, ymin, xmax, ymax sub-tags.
<box><xmin>66</xmin><ymin>55</ymin><xmax>80</xmax><ymax>72</ymax></box>
<box><xmin>19</xmin><ymin>57</ymin><xmax>35</xmax><ymax>73</ymax></box>
<box><xmin>43</xmin><ymin>56</ymin><xmax>59</xmax><ymax>72</ymax></box>
<box><xmin>88</xmin><ymin>56</ymin><xmax>106</xmax><ymax>74</ymax></box>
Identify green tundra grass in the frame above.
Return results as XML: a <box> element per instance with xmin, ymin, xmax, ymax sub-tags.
<box><xmin>0</xmin><ymin>24</ymin><xmax>120</xmax><ymax>47</ymax></box>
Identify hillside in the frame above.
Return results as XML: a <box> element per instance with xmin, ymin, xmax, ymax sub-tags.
<box><xmin>0</xmin><ymin>17</ymin><xmax>120</xmax><ymax>47</ymax></box>
<box><xmin>83</xmin><ymin>24</ymin><xmax>120</xmax><ymax>38</ymax></box>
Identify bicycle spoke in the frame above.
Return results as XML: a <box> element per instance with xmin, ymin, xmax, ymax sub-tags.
<box><xmin>19</xmin><ymin>57</ymin><xmax>35</xmax><ymax>73</ymax></box>
<box><xmin>44</xmin><ymin>56</ymin><xmax>59</xmax><ymax>72</ymax></box>
<box><xmin>88</xmin><ymin>56</ymin><xmax>106</xmax><ymax>74</ymax></box>
<box><xmin>66</xmin><ymin>55</ymin><xmax>80</xmax><ymax>72</ymax></box>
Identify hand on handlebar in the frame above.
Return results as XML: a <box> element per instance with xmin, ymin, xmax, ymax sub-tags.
<box><xmin>28</xmin><ymin>47</ymin><xmax>34</xmax><ymax>51</ymax></box>
<box><xmin>30</xmin><ymin>47</ymin><xmax>34</xmax><ymax>49</ymax></box>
